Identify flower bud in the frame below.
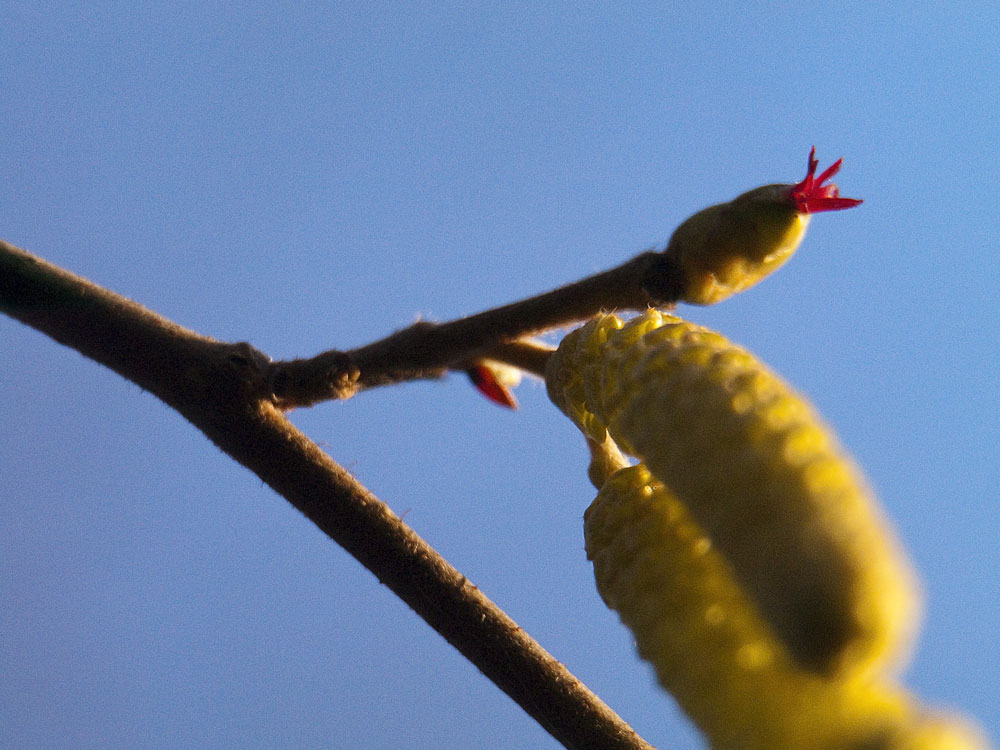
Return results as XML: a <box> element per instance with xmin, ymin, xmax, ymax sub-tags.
<box><xmin>667</xmin><ymin>148</ymin><xmax>861</xmax><ymax>305</ymax></box>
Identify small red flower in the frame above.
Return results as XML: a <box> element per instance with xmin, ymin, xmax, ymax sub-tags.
<box><xmin>789</xmin><ymin>147</ymin><xmax>863</xmax><ymax>214</ymax></box>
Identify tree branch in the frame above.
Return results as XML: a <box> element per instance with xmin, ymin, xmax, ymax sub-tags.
<box><xmin>267</xmin><ymin>248</ymin><xmax>684</xmax><ymax>408</ymax></box>
<box><xmin>0</xmin><ymin>238</ymin><xmax>656</xmax><ymax>750</ymax></box>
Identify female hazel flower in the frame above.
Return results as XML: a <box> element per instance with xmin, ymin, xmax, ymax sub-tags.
<box><xmin>465</xmin><ymin>148</ymin><xmax>859</xmax><ymax>406</ymax></box>
<box><xmin>667</xmin><ymin>147</ymin><xmax>862</xmax><ymax>305</ymax></box>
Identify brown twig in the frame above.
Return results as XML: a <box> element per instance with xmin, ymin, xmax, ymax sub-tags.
<box><xmin>268</xmin><ymin>248</ymin><xmax>684</xmax><ymax>408</ymax></box>
<box><xmin>0</xmin><ymin>238</ymin><xmax>657</xmax><ymax>750</ymax></box>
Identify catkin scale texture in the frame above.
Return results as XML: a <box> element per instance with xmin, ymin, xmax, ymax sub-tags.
<box><xmin>551</xmin><ymin>311</ymin><xmax>921</xmax><ymax>677</ymax></box>
<box><xmin>586</xmin><ymin>464</ymin><xmax>986</xmax><ymax>750</ymax></box>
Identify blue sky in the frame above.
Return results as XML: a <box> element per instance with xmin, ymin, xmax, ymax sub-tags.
<box><xmin>2</xmin><ymin>3</ymin><xmax>997</xmax><ymax>748</ymax></box>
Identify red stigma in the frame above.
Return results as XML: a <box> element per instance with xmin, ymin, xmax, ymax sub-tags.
<box><xmin>790</xmin><ymin>146</ymin><xmax>863</xmax><ymax>214</ymax></box>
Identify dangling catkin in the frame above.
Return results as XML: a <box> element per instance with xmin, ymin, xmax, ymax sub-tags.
<box><xmin>548</xmin><ymin>310</ymin><xmax>920</xmax><ymax>677</ymax></box>
<box><xmin>584</xmin><ymin>462</ymin><xmax>986</xmax><ymax>750</ymax></box>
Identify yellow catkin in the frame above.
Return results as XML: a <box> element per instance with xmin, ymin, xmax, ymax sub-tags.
<box><xmin>549</xmin><ymin>310</ymin><xmax>921</xmax><ymax>677</ymax></box>
<box><xmin>585</xmin><ymin>463</ymin><xmax>987</xmax><ymax>750</ymax></box>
